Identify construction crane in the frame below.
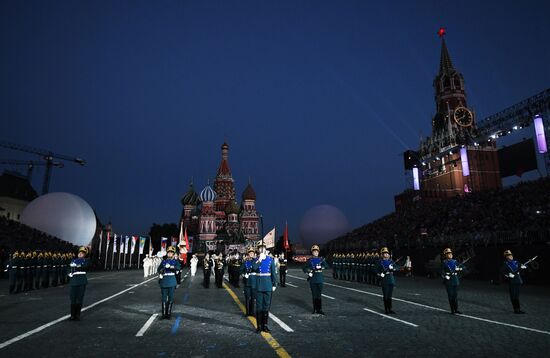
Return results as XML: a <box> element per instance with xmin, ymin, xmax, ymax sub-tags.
<box><xmin>0</xmin><ymin>159</ymin><xmax>64</xmax><ymax>183</ymax></box>
<box><xmin>0</xmin><ymin>140</ymin><xmax>85</xmax><ymax>194</ymax></box>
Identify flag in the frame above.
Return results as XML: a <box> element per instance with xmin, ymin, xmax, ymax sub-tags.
<box><xmin>131</xmin><ymin>236</ymin><xmax>137</xmax><ymax>254</ymax></box>
<box><xmin>139</xmin><ymin>236</ymin><xmax>146</xmax><ymax>254</ymax></box>
<box><xmin>171</xmin><ymin>236</ymin><xmax>178</xmax><ymax>248</ymax></box>
<box><xmin>106</xmin><ymin>231</ymin><xmax>111</xmax><ymax>253</ymax></box>
<box><xmin>125</xmin><ymin>236</ymin><xmax>130</xmax><ymax>254</ymax></box>
<box><xmin>119</xmin><ymin>235</ymin><xmax>125</xmax><ymax>253</ymax></box>
<box><xmin>161</xmin><ymin>237</ymin><xmax>168</xmax><ymax>255</ymax></box>
<box><xmin>148</xmin><ymin>236</ymin><xmax>153</xmax><ymax>255</ymax></box>
<box><xmin>113</xmin><ymin>234</ymin><xmax>118</xmax><ymax>253</ymax></box>
<box><xmin>98</xmin><ymin>230</ymin><xmax>103</xmax><ymax>257</ymax></box>
<box><xmin>283</xmin><ymin>222</ymin><xmax>290</xmax><ymax>251</ymax></box>
<box><xmin>179</xmin><ymin>222</ymin><xmax>187</xmax><ymax>264</ymax></box>
<box><xmin>263</xmin><ymin>228</ymin><xmax>276</xmax><ymax>249</ymax></box>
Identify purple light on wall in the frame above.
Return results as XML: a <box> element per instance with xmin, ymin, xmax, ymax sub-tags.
<box><xmin>534</xmin><ymin>115</ymin><xmax>548</xmax><ymax>154</ymax></box>
<box><xmin>412</xmin><ymin>167</ymin><xmax>420</xmax><ymax>190</ymax></box>
<box><xmin>460</xmin><ymin>147</ymin><xmax>470</xmax><ymax>176</ymax></box>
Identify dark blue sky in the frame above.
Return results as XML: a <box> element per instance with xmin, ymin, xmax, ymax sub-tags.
<box><xmin>2</xmin><ymin>1</ymin><xmax>550</xmax><ymax>242</ymax></box>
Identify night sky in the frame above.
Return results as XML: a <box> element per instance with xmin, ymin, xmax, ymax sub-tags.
<box><xmin>2</xmin><ymin>1</ymin><xmax>550</xmax><ymax>243</ymax></box>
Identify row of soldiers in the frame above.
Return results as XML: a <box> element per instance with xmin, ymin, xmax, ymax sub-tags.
<box><xmin>5</xmin><ymin>250</ymin><xmax>75</xmax><ymax>294</ymax></box>
<box><xmin>331</xmin><ymin>252</ymin><xmax>387</xmax><ymax>285</ymax></box>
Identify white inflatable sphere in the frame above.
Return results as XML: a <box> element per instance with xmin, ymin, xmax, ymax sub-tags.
<box><xmin>299</xmin><ymin>205</ymin><xmax>349</xmax><ymax>248</ymax></box>
<box><xmin>21</xmin><ymin>192</ymin><xmax>96</xmax><ymax>247</ymax></box>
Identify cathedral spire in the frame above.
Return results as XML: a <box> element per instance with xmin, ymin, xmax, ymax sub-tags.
<box><xmin>439</xmin><ymin>38</ymin><xmax>455</xmax><ymax>74</ymax></box>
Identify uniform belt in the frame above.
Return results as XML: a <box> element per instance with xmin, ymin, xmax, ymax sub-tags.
<box><xmin>248</xmin><ymin>272</ymin><xmax>257</xmax><ymax>275</ymax></box>
<box><xmin>73</xmin><ymin>271</ymin><xmax>86</xmax><ymax>275</ymax></box>
<box><xmin>11</xmin><ymin>266</ymin><xmax>17</xmax><ymax>268</ymax></box>
<box><xmin>258</xmin><ymin>273</ymin><xmax>271</xmax><ymax>276</ymax></box>
<box><xmin>313</xmin><ymin>270</ymin><xmax>323</xmax><ymax>273</ymax></box>
<box><xmin>164</xmin><ymin>273</ymin><xmax>175</xmax><ymax>276</ymax></box>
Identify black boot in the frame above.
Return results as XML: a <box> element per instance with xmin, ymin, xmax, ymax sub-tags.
<box><xmin>161</xmin><ymin>303</ymin><xmax>166</xmax><ymax>319</ymax></box>
<box><xmin>317</xmin><ymin>299</ymin><xmax>325</xmax><ymax>315</ymax></box>
<box><xmin>75</xmin><ymin>304</ymin><xmax>81</xmax><ymax>321</ymax></box>
<box><xmin>167</xmin><ymin>302</ymin><xmax>173</xmax><ymax>319</ymax></box>
<box><xmin>256</xmin><ymin>311</ymin><xmax>262</xmax><ymax>333</ymax></box>
<box><xmin>388</xmin><ymin>298</ymin><xmax>395</xmax><ymax>314</ymax></box>
<box><xmin>454</xmin><ymin>299</ymin><xmax>462</xmax><ymax>314</ymax></box>
<box><xmin>262</xmin><ymin>311</ymin><xmax>271</xmax><ymax>333</ymax></box>
<box><xmin>69</xmin><ymin>304</ymin><xmax>75</xmax><ymax>320</ymax></box>
<box><xmin>513</xmin><ymin>299</ymin><xmax>525</xmax><ymax>314</ymax></box>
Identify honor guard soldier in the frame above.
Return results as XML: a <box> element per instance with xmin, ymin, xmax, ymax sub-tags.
<box><xmin>203</xmin><ymin>253</ymin><xmax>213</xmax><ymax>288</ymax></box>
<box><xmin>278</xmin><ymin>253</ymin><xmax>288</xmax><ymax>287</ymax></box>
<box><xmin>252</xmin><ymin>243</ymin><xmax>278</xmax><ymax>333</ymax></box>
<box><xmin>7</xmin><ymin>251</ymin><xmax>20</xmax><ymax>294</ymax></box>
<box><xmin>332</xmin><ymin>253</ymin><xmax>339</xmax><ymax>279</ymax></box>
<box><xmin>231</xmin><ymin>253</ymin><xmax>242</xmax><ymax>287</ymax></box>
<box><xmin>441</xmin><ymin>248</ymin><xmax>464</xmax><ymax>314</ymax></box>
<box><xmin>61</xmin><ymin>253</ymin><xmax>69</xmax><ymax>285</ymax></box>
<box><xmin>42</xmin><ymin>252</ymin><xmax>51</xmax><ymax>288</ymax></box>
<box><xmin>158</xmin><ymin>246</ymin><xmax>181</xmax><ymax>319</ymax></box>
<box><xmin>376</xmin><ymin>247</ymin><xmax>400</xmax><ymax>314</ymax></box>
<box><xmin>303</xmin><ymin>244</ymin><xmax>329</xmax><ymax>315</ymax></box>
<box><xmin>501</xmin><ymin>250</ymin><xmax>527</xmax><ymax>314</ymax></box>
<box><xmin>214</xmin><ymin>254</ymin><xmax>225</xmax><ymax>288</ymax></box>
<box><xmin>68</xmin><ymin>247</ymin><xmax>89</xmax><ymax>321</ymax></box>
<box><xmin>240</xmin><ymin>247</ymin><xmax>257</xmax><ymax>316</ymax></box>
<box><xmin>51</xmin><ymin>253</ymin><xmax>59</xmax><ymax>287</ymax></box>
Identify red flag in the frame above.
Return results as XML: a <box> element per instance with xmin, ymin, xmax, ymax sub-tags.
<box><xmin>283</xmin><ymin>222</ymin><xmax>290</xmax><ymax>251</ymax></box>
<box><xmin>182</xmin><ymin>226</ymin><xmax>189</xmax><ymax>265</ymax></box>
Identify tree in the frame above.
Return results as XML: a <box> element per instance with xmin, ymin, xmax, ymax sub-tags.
<box><xmin>148</xmin><ymin>222</ymin><xmax>178</xmax><ymax>251</ymax></box>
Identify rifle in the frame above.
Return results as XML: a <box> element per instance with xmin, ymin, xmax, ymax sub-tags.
<box><xmin>522</xmin><ymin>256</ymin><xmax>538</xmax><ymax>267</ymax></box>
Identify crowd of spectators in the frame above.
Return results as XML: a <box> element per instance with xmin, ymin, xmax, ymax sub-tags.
<box><xmin>328</xmin><ymin>177</ymin><xmax>550</xmax><ymax>252</ymax></box>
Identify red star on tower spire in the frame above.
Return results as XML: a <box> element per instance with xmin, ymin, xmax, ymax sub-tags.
<box><xmin>437</xmin><ymin>27</ymin><xmax>446</xmax><ymax>38</ymax></box>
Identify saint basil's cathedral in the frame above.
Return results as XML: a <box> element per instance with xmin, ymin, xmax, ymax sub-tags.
<box><xmin>180</xmin><ymin>143</ymin><xmax>260</xmax><ymax>252</ymax></box>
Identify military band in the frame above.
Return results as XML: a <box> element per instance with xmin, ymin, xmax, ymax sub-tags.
<box><xmin>203</xmin><ymin>253</ymin><xmax>213</xmax><ymax>288</ymax></box>
<box><xmin>277</xmin><ymin>253</ymin><xmax>288</xmax><ymax>287</ymax></box>
<box><xmin>158</xmin><ymin>246</ymin><xmax>181</xmax><ymax>320</ymax></box>
<box><xmin>303</xmin><ymin>244</ymin><xmax>328</xmax><ymax>315</ymax></box>
<box><xmin>214</xmin><ymin>254</ymin><xmax>225</xmax><ymax>288</ymax></box>
<box><xmin>68</xmin><ymin>247</ymin><xmax>89</xmax><ymax>321</ymax></box>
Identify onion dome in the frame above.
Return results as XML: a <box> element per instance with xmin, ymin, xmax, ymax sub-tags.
<box><xmin>181</xmin><ymin>183</ymin><xmax>200</xmax><ymax>206</ymax></box>
<box><xmin>242</xmin><ymin>182</ymin><xmax>256</xmax><ymax>201</ymax></box>
<box><xmin>225</xmin><ymin>200</ymin><xmax>240</xmax><ymax>215</ymax></box>
<box><xmin>200</xmin><ymin>183</ymin><xmax>217</xmax><ymax>202</ymax></box>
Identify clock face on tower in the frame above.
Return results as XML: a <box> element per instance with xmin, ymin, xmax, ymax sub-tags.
<box><xmin>453</xmin><ymin>106</ymin><xmax>473</xmax><ymax>127</ymax></box>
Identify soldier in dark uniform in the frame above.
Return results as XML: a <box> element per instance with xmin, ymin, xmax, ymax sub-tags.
<box><xmin>376</xmin><ymin>247</ymin><xmax>400</xmax><ymax>314</ymax></box>
<box><xmin>441</xmin><ymin>248</ymin><xmax>464</xmax><ymax>314</ymax></box>
<box><xmin>501</xmin><ymin>250</ymin><xmax>527</xmax><ymax>314</ymax></box>
<box><xmin>278</xmin><ymin>253</ymin><xmax>288</xmax><ymax>287</ymax></box>
<box><xmin>240</xmin><ymin>247</ymin><xmax>257</xmax><ymax>316</ymax></box>
<box><xmin>35</xmin><ymin>252</ymin><xmax>43</xmax><ymax>289</ymax></box>
<box><xmin>28</xmin><ymin>251</ymin><xmax>37</xmax><ymax>290</ymax></box>
<box><xmin>214</xmin><ymin>254</ymin><xmax>225</xmax><ymax>288</ymax></box>
<box><xmin>252</xmin><ymin>243</ymin><xmax>278</xmax><ymax>333</ymax></box>
<box><xmin>158</xmin><ymin>246</ymin><xmax>181</xmax><ymax>319</ymax></box>
<box><xmin>60</xmin><ymin>253</ymin><xmax>68</xmax><ymax>285</ymax></box>
<box><xmin>68</xmin><ymin>247</ymin><xmax>89</xmax><ymax>321</ymax></box>
<box><xmin>20</xmin><ymin>251</ymin><xmax>29</xmax><ymax>292</ymax></box>
<box><xmin>203</xmin><ymin>253</ymin><xmax>213</xmax><ymax>288</ymax></box>
<box><xmin>51</xmin><ymin>253</ymin><xmax>59</xmax><ymax>287</ymax></box>
<box><xmin>303</xmin><ymin>244</ymin><xmax>329</xmax><ymax>315</ymax></box>
<box><xmin>231</xmin><ymin>253</ymin><xmax>242</xmax><ymax>287</ymax></box>
<box><xmin>42</xmin><ymin>252</ymin><xmax>51</xmax><ymax>288</ymax></box>
<box><xmin>7</xmin><ymin>251</ymin><xmax>20</xmax><ymax>294</ymax></box>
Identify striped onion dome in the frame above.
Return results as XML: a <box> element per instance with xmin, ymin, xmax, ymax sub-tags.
<box><xmin>181</xmin><ymin>183</ymin><xmax>200</xmax><ymax>206</ymax></box>
<box><xmin>200</xmin><ymin>183</ymin><xmax>217</xmax><ymax>202</ymax></box>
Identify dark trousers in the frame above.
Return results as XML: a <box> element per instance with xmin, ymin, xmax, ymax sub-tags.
<box><xmin>161</xmin><ymin>286</ymin><xmax>175</xmax><ymax>303</ymax></box>
<box><xmin>70</xmin><ymin>285</ymin><xmax>87</xmax><ymax>305</ymax></box>
<box><xmin>256</xmin><ymin>290</ymin><xmax>272</xmax><ymax>311</ymax></box>
<box><xmin>445</xmin><ymin>285</ymin><xmax>458</xmax><ymax>302</ymax></box>
<box><xmin>203</xmin><ymin>270</ymin><xmax>211</xmax><ymax>288</ymax></box>
<box><xmin>279</xmin><ymin>268</ymin><xmax>286</xmax><ymax>286</ymax></box>
<box><xmin>309</xmin><ymin>282</ymin><xmax>323</xmax><ymax>299</ymax></box>
<box><xmin>381</xmin><ymin>284</ymin><xmax>394</xmax><ymax>300</ymax></box>
<box><xmin>509</xmin><ymin>284</ymin><xmax>520</xmax><ymax>301</ymax></box>
<box><xmin>215</xmin><ymin>269</ymin><xmax>224</xmax><ymax>288</ymax></box>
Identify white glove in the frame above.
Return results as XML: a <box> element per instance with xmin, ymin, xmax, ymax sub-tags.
<box><xmin>244</xmin><ymin>274</ymin><xmax>249</xmax><ymax>279</ymax></box>
<box><xmin>70</xmin><ymin>262</ymin><xmax>77</xmax><ymax>267</ymax></box>
<box><xmin>520</xmin><ymin>265</ymin><xmax>527</xmax><ymax>270</ymax></box>
<box><xmin>272</xmin><ymin>286</ymin><xmax>276</xmax><ymax>292</ymax></box>
<box><xmin>388</xmin><ymin>265</ymin><xmax>394</xmax><ymax>270</ymax></box>
<box><xmin>445</xmin><ymin>275</ymin><xmax>450</xmax><ymax>280</ymax></box>
<box><xmin>68</xmin><ymin>273</ymin><xmax>73</xmax><ymax>278</ymax></box>
<box><xmin>308</xmin><ymin>272</ymin><xmax>313</xmax><ymax>277</ymax></box>
<box><xmin>165</xmin><ymin>263</ymin><xmax>171</xmax><ymax>268</ymax></box>
<box><xmin>259</xmin><ymin>253</ymin><xmax>266</xmax><ymax>261</ymax></box>
<box><xmin>159</xmin><ymin>274</ymin><xmax>164</xmax><ymax>279</ymax></box>
<box><xmin>508</xmin><ymin>273</ymin><xmax>515</xmax><ymax>278</ymax></box>
<box><xmin>379</xmin><ymin>273</ymin><xmax>385</xmax><ymax>278</ymax></box>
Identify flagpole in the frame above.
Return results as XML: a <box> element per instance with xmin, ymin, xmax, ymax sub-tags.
<box><xmin>104</xmin><ymin>232</ymin><xmax>109</xmax><ymax>270</ymax></box>
<box><xmin>118</xmin><ymin>238</ymin><xmax>122</xmax><ymax>270</ymax></box>
<box><xmin>98</xmin><ymin>230</ymin><xmax>103</xmax><ymax>260</ymax></box>
<box><xmin>111</xmin><ymin>234</ymin><xmax>116</xmax><ymax>270</ymax></box>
